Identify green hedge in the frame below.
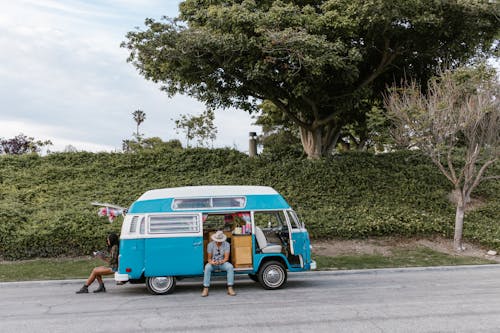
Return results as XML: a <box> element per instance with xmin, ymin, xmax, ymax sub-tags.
<box><xmin>0</xmin><ymin>149</ymin><xmax>498</xmax><ymax>259</ymax></box>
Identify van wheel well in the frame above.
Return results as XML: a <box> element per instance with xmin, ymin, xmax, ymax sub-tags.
<box><xmin>259</xmin><ymin>256</ymin><xmax>287</xmax><ymax>269</ymax></box>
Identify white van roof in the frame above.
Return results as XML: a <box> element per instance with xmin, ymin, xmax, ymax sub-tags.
<box><xmin>137</xmin><ymin>185</ymin><xmax>279</xmax><ymax>201</ymax></box>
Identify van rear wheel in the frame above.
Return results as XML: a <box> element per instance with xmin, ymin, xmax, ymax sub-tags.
<box><xmin>146</xmin><ymin>276</ymin><xmax>176</xmax><ymax>295</ymax></box>
<box><xmin>258</xmin><ymin>261</ymin><xmax>287</xmax><ymax>290</ymax></box>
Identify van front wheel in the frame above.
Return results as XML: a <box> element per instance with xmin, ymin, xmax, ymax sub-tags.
<box><xmin>146</xmin><ymin>276</ymin><xmax>176</xmax><ymax>295</ymax></box>
<box><xmin>258</xmin><ymin>261</ymin><xmax>287</xmax><ymax>290</ymax></box>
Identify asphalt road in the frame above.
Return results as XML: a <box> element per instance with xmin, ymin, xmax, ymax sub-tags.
<box><xmin>1</xmin><ymin>265</ymin><xmax>500</xmax><ymax>333</ymax></box>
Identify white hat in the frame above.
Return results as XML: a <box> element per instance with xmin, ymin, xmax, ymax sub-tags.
<box><xmin>211</xmin><ymin>230</ymin><xmax>227</xmax><ymax>242</ymax></box>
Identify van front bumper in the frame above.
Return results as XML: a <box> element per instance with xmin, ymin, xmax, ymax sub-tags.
<box><xmin>114</xmin><ymin>272</ymin><xmax>129</xmax><ymax>282</ymax></box>
<box><xmin>310</xmin><ymin>260</ymin><xmax>317</xmax><ymax>270</ymax></box>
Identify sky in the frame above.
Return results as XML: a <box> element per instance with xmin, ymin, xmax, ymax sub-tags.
<box><xmin>0</xmin><ymin>0</ymin><xmax>260</xmax><ymax>153</ymax></box>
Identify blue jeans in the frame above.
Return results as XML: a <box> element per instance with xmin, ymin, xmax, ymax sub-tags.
<box><xmin>203</xmin><ymin>262</ymin><xmax>234</xmax><ymax>287</ymax></box>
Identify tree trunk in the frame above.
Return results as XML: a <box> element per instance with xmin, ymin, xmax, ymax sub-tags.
<box><xmin>453</xmin><ymin>202</ymin><xmax>466</xmax><ymax>252</ymax></box>
<box><xmin>299</xmin><ymin>126</ymin><xmax>340</xmax><ymax>159</ymax></box>
<box><xmin>300</xmin><ymin>127</ymin><xmax>323</xmax><ymax>159</ymax></box>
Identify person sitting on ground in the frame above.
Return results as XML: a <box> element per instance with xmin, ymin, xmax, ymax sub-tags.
<box><xmin>76</xmin><ymin>233</ymin><xmax>119</xmax><ymax>294</ymax></box>
<box><xmin>201</xmin><ymin>230</ymin><xmax>236</xmax><ymax>297</ymax></box>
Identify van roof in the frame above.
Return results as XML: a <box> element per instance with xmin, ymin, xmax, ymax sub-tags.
<box><xmin>137</xmin><ymin>185</ymin><xmax>279</xmax><ymax>201</ymax></box>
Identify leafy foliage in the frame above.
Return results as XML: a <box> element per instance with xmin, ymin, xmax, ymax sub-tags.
<box><xmin>122</xmin><ymin>137</ymin><xmax>183</xmax><ymax>153</ymax></box>
<box><xmin>0</xmin><ymin>149</ymin><xmax>498</xmax><ymax>260</ymax></box>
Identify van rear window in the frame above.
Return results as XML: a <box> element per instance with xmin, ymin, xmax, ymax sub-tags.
<box><xmin>172</xmin><ymin>197</ymin><xmax>245</xmax><ymax>210</ymax></box>
<box><xmin>149</xmin><ymin>215</ymin><xmax>200</xmax><ymax>234</ymax></box>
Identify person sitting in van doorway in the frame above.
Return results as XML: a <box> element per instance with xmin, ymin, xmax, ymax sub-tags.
<box><xmin>202</xmin><ymin>230</ymin><xmax>236</xmax><ymax>297</ymax></box>
<box><xmin>76</xmin><ymin>233</ymin><xmax>119</xmax><ymax>294</ymax></box>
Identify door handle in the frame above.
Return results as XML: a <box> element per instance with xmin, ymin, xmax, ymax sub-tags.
<box><xmin>193</xmin><ymin>241</ymin><xmax>202</xmax><ymax>246</ymax></box>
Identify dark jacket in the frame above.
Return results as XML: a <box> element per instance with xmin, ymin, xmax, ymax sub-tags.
<box><xmin>108</xmin><ymin>244</ymin><xmax>119</xmax><ymax>271</ymax></box>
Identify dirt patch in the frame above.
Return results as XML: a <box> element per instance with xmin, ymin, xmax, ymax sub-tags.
<box><xmin>312</xmin><ymin>236</ymin><xmax>500</xmax><ymax>262</ymax></box>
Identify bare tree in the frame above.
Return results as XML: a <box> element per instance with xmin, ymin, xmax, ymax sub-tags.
<box><xmin>385</xmin><ymin>65</ymin><xmax>499</xmax><ymax>251</ymax></box>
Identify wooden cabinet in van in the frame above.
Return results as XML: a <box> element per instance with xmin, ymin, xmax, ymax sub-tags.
<box><xmin>231</xmin><ymin>235</ymin><xmax>252</xmax><ymax>268</ymax></box>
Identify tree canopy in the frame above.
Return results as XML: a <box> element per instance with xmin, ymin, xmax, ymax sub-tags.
<box><xmin>123</xmin><ymin>0</ymin><xmax>499</xmax><ymax>158</ymax></box>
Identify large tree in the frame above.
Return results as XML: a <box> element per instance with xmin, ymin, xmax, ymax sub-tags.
<box><xmin>123</xmin><ymin>0</ymin><xmax>498</xmax><ymax>158</ymax></box>
<box><xmin>385</xmin><ymin>65</ymin><xmax>499</xmax><ymax>251</ymax></box>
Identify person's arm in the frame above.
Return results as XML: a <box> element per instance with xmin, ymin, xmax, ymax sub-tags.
<box><xmin>222</xmin><ymin>250</ymin><xmax>230</xmax><ymax>264</ymax></box>
<box><xmin>207</xmin><ymin>251</ymin><xmax>215</xmax><ymax>264</ymax></box>
<box><xmin>218</xmin><ymin>242</ymin><xmax>230</xmax><ymax>264</ymax></box>
<box><xmin>109</xmin><ymin>245</ymin><xmax>118</xmax><ymax>266</ymax></box>
<box><xmin>207</xmin><ymin>242</ymin><xmax>215</xmax><ymax>264</ymax></box>
<box><xmin>93</xmin><ymin>250</ymin><xmax>108</xmax><ymax>262</ymax></box>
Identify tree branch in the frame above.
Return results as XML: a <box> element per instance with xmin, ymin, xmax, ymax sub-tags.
<box><xmin>271</xmin><ymin>98</ymin><xmax>311</xmax><ymax>130</ymax></box>
<box><xmin>465</xmin><ymin>157</ymin><xmax>498</xmax><ymax>199</ymax></box>
<box><xmin>358</xmin><ymin>36</ymin><xmax>398</xmax><ymax>89</ymax></box>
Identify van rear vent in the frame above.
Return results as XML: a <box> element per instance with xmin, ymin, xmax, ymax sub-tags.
<box><xmin>129</xmin><ymin>216</ymin><xmax>138</xmax><ymax>233</ymax></box>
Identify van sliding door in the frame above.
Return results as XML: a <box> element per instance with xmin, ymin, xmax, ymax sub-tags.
<box><xmin>144</xmin><ymin>213</ymin><xmax>204</xmax><ymax>276</ymax></box>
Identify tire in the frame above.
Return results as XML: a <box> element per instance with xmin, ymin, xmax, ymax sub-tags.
<box><xmin>258</xmin><ymin>261</ymin><xmax>287</xmax><ymax>290</ymax></box>
<box><xmin>145</xmin><ymin>276</ymin><xmax>176</xmax><ymax>295</ymax></box>
<box><xmin>248</xmin><ymin>274</ymin><xmax>259</xmax><ymax>282</ymax></box>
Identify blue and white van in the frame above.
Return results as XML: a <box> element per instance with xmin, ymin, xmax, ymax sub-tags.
<box><xmin>115</xmin><ymin>185</ymin><xmax>316</xmax><ymax>295</ymax></box>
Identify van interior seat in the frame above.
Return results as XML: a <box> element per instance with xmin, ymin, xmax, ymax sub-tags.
<box><xmin>255</xmin><ymin>226</ymin><xmax>282</xmax><ymax>253</ymax></box>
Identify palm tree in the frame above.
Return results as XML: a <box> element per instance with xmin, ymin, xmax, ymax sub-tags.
<box><xmin>132</xmin><ymin>109</ymin><xmax>146</xmax><ymax>139</ymax></box>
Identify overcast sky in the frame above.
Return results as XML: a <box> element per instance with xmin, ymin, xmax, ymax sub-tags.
<box><xmin>0</xmin><ymin>0</ymin><xmax>260</xmax><ymax>153</ymax></box>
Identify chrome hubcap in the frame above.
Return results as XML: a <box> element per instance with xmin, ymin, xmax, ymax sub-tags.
<box><xmin>151</xmin><ymin>277</ymin><xmax>172</xmax><ymax>292</ymax></box>
<box><xmin>264</xmin><ymin>266</ymin><xmax>284</xmax><ymax>287</ymax></box>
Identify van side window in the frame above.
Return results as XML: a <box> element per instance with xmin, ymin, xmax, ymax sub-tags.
<box><xmin>172</xmin><ymin>197</ymin><xmax>246</xmax><ymax>210</ymax></box>
<box><xmin>212</xmin><ymin>197</ymin><xmax>245</xmax><ymax>208</ymax></box>
<box><xmin>149</xmin><ymin>215</ymin><xmax>200</xmax><ymax>234</ymax></box>
<box><xmin>173</xmin><ymin>198</ymin><xmax>211</xmax><ymax>209</ymax></box>
<box><xmin>254</xmin><ymin>211</ymin><xmax>286</xmax><ymax>230</ymax></box>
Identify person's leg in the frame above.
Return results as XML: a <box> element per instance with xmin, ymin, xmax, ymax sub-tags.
<box><xmin>203</xmin><ymin>263</ymin><xmax>214</xmax><ymax>287</ymax></box>
<box><xmin>221</xmin><ymin>262</ymin><xmax>234</xmax><ymax>286</ymax></box>
<box><xmin>77</xmin><ymin>266</ymin><xmax>102</xmax><ymax>293</ymax></box>
<box><xmin>86</xmin><ymin>266</ymin><xmax>112</xmax><ymax>286</ymax></box>
<box><xmin>89</xmin><ymin>267</ymin><xmax>113</xmax><ymax>293</ymax></box>
<box><xmin>222</xmin><ymin>262</ymin><xmax>236</xmax><ymax>296</ymax></box>
<box><xmin>202</xmin><ymin>263</ymin><xmax>214</xmax><ymax>297</ymax></box>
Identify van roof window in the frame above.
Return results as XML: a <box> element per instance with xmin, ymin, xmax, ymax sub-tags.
<box><xmin>172</xmin><ymin>197</ymin><xmax>246</xmax><ymax>210</ymax></box>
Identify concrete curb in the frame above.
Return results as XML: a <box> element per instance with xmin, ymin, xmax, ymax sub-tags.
<box><xmin>1</xmin><ymin>263</ymin><xmax>498</xmax><ymax>287</ymax></box>
<box><xmin>302</xmin><ymin>263</ymin><xmax>500</xmax><ymax>276</ymax></box>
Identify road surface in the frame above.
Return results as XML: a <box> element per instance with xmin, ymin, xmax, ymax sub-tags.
<box><xmin>1</xmin><ymin>265</ymin><xmax>500</xmax><ymax>332</ymax></box>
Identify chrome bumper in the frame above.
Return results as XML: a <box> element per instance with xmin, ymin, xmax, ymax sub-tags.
<box><xmin>114</xmin><ymin>272</ymin><xmax>129</xmax><ymax>282</ymax></box>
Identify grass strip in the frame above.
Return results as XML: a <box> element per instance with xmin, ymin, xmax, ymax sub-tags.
<box><xmin>314</xmin><ymin>246</ymin><xmax>495</xmax><ymax>270</ymax></box>
<box><xmin>0</xmin><ymin>257</ymin><xmax>102</xmax><ymax>282</ymax></box>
